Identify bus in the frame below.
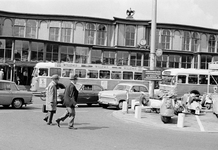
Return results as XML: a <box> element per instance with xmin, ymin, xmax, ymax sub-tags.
<box><xmin>158</xmin><ymin>68</ymin><xmax>218</xmax><ymax>97</ymax></box>
<box><xmin>30</xmin><ymin>62</ymin><xmax>149</xmax><ymax>92</ymax></box>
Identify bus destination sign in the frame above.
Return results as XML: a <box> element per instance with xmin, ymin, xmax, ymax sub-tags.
<box><xmin>144</xmin><ymin>70</ymin><xmax>162</xmax><ymax>81</ymax></box>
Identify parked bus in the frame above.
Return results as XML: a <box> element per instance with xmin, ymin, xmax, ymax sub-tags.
<box><xmin>159</xmin><ymin>68</ymin><xmax>218</xmax><ymax>97</ymax></box>
<box><xmin>30</xmin><ymin>62</ymin><xmax>149</xmax><ymax>92</ymax></box>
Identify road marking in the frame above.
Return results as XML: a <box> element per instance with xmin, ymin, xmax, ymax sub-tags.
<box><xmin>195</xmin><ymin>115</ymin><xmax>205</xmax><ymax>132</ymax></box>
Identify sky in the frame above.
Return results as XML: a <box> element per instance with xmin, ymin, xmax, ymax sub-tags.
<box><xmin>0</xmin><ymin>0</ymin><xmax>218</xmax><ymax>29</ymax></box>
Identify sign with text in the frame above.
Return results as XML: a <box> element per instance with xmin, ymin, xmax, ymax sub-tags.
<box><xmin>144</xmin><ymin>70</ymin><xmax>162</xmax><ymax>81</ymax></box>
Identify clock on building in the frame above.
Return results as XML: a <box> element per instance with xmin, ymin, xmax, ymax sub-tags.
<box><xmin>140</xmin><ymin>39</ymin><xmax>146</xmax><ymax>46</ymax></box>
<box><xmin>156</xmin><ymin>49</ymin><xmax>163</xmax><ymax>57</ymax></box>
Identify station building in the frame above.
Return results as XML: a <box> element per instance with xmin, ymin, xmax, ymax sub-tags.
<box><xmin>0</xmin><ymin>10</ymin><xmax>218</xmax><ymax>86</ymax></box>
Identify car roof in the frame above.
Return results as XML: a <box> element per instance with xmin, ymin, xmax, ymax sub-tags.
<box><xmin>117</xmin><ymin>82</ymin><xmax>146</xmax><ymax>86</ymax></box>
<box><xmin>0</xmin><ymin>80</ymin><xmax>14</xmax><ymax>83</ymax></box>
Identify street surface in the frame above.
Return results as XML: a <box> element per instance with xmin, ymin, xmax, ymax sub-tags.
<box><xmin>0</xmin><ymin>96</ymin><xmax>218</xmax><ymax>150</ymax></box>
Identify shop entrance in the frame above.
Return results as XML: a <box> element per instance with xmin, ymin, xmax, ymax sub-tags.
<box><xmin>14</xmin><ymin>66</ymin><xmax>34</xmax><ymax>85</ymax></box>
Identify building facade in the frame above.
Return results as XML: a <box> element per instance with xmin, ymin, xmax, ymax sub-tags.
<box><xmin>0</xmin><ymin>10</ymin><xmax>218</xmax><ymax>85</ymax></box>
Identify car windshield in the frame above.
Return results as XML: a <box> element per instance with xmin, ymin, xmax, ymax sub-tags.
<box><xmin>113</xmin><ymin>84</ymin><xmax>130</xmax><ymax>91</ymax></box>
<box><xmin>11</xmin><ymin>83</ymin><xmax>19</xmax><ymax>91</ymax></box>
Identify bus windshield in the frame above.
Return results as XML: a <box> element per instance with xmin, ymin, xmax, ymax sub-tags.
<box><xmin>161</xmin><ymin>75</ymin><xmax>175</xmax><ymax>85</ymax></box>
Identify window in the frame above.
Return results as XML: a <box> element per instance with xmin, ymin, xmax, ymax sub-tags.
<box><xmin>99</xmin><ymin>70</ymin><xmax>110</xmax><ymax>79</ymax></box>
<box><xmin>143</xmin><ymin>53</ymin><xmax>149</xmax><ymax>67</ymax></box>
<box><xmin>46</xmin><ymin>44</ymin><xmax>58</xmax><ymax>62</ymax></box>
<box><xmin>62</xmin><ymin>69</ymin><xmax>73</xmax><ymax>77</ymax></box>
<box><xmin>75</xmin><ymin>69</ymin><xmax>86</xmax><ymax>78</ymax></box>
<box><xmin>177</xmin><ymin>75</ymin><xmax>186</xmax><ymax>83</ymax></box>
<box><xmin>132</xmin><ymin>86</ymin><xmax>140</xmax><ymax>92</ymax></box>
<box><xmin>75</xmin><ymin>47</ymin><xmax>88</xmax><ymax>63</ymax></box>
<box><xmin>194</xmin><ymin>55</ymin><xmax>198</xmax><ymax>69</ymax></box>
<box><xmin>26</xmin><ymin>20</ymin><xmax>37</xmax><ymax>38</ymax></box>
<box><xmin>117</xmin><ymin>51</ymin><xmax>129</xmax><ymax>66</ymax></box>
<box><xmin>5</xmin><ymin>39</ymin><xmax>12</xmax><ymax>61</ymax></box>
<box><xmin>50</xmin><ymin>68</ymin><xmax>61</xmax><ymax>76</ymax></box>
<box><xmin>188</xmin><ymin>74</ymin><xmax>198</xmax><ymax>84</ymax></box>
<box><xmin>49</xmin><ymin>21</ymin><xmax>60</xmax><ymax>41</ymax></box>
<box><xmin>103</xmin><ymin>51</ymin><xmax>115</xmax><ymax>65</ymax></box>
<box><xmin>134</xmin><ymin>72</ymin><xmax>142</xmax><ymax>80</ymax></box>
<box><xmin>31</xmin><ymin>42</ymin><xmax>44</xmax><ymax>62</ymax></box>
<box><xmin>182</xmin><ymin>31</ymin><xmax>190</xmax><ymax>51</ymax></box>
<box><xmin>83</xmin><ymin>85</ymin><xmax>92</xmax><ymax>91</ymax></box>
<box><xmin>181</xmin><ymin>55</ymin><xmax>192</xmax><ymax>68</ymax></box>
<box><xmin>14</xmin><ymin>40</ymin><xmax>29</xmax><ymax>61</ymax></box>
<box><xmin>208</xmin><ymin>35</ymin><xmax>216</xmax><ymax>53</ymax></box>
<box><xmin>199</xmin><ymin>75</ymin><xmax>208</xmax><ymax>84</ymax></box>
<box><xmin>191</xmin><ymin>32</ymin><xmax>199</xmax><ymax>52</ymax></box>
<box><xmin>10</xmin><ymin>83</ymin><xmax>18</xmax><ymax>91</ymax></box>
<box><xmin>91</xmin><ymin>50</ymin><xmax>102</xmax><ymax>64</ymax></box>
<box><xmin>169</xmin><ymin>55</ymin><xmax>180</xmax><ymax>68</ymax></box>
<box><xmin>156</xmin><ymin>55</ymin><xmax>167</xmax><ymax>68</ymax></box>
<box><xmin>61</xmin><ymin>22</ymin><xmax>72</xmax><ymax>43</ymax></box>
<box><xmin>123</xmin><ymin>71</ymin><xmax>133</xmax><ymax>80</ymax></box>
<box><xmin>125</xmin><ymin>25</ymin><xmax>135</xmax><ymax>46</ymax></box>
<box><xmin>140</xmin><ymin>86</ymin><xmax>148</xmax><ymax>92</ymax></box>
<box><xmin>93</xmin><ymin>85</ymin><xmax>103</xmax><ymax>91</ymax></box>
<box><xmin>210</xmin><ymin>75</ymin><xmax>218</xmax><ymax>85</ymax></box>
<box><xmin>161</xmin><ymin>29</ymin><xmax>170</xmax><ymax>49</ymax></box>
<box><xmin>87</xmin><ymin>70</ymin><xmax>98</xmax><ymax>78</ymax></box>
<box><xmin>0</xmin><ymin>82</ymin><xmax>10</xmax><ymax>90</ymax></box>
<box><xmin>38</xmin><ymin>68</ymin><xmax>48</xmax><ymax>76</ymax></box>
<box><xmin>130</xmin><ymin>52</ymin><xmax>142</xmax><ymax>66</ymax></box>
<box><xmin>85</xmin><ymin>23</ymin><xmax>95</xmax><ymax>44</ymax></box>
<box><xmin>111</xmin><ymin>71</ymin><xmax>121</xmax><ymax>79</ymax></box>
<box><xmin>60</xmin><ymin>46</ymin><xmax>74</xmax><ymax>62</ymax></box>
<box><xmin>200</xmin><ymin>55</ymin><xmax>212</xmax><ymax>69</ymax></box>
<box><xmin>14</xmin><ymin>19</ymin><xmax>25</xmax><ymax>37</ymax></box>
<box><xmin>96</xmin><ymin>24</ymin><xmax>106</xmax><ymax>45</ymax></box>
<box><xmin>0</xmin><ymin>39</ymin><xmax>5</xmax><ymax>60</ymax></box>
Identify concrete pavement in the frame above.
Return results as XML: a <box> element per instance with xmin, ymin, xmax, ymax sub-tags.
<box><xmin>112</xmin><ymin>108</ymin><xmax>218</xmax><ymax>133</ymax></box>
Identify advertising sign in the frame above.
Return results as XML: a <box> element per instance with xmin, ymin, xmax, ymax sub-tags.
<box><xmin>144</xmin><ymin>70</ymin><xmax>162</xmax><ymax>81</ymax></box>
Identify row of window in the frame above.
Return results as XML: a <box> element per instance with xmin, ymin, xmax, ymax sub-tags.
<box><xmin>36</xmin><ymin>68</ymin><xmax>143</xmax><ymax>80</ymax></box>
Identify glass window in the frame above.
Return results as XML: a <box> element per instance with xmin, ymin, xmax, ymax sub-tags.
<box><xmin>199</xmin><ymin>75</ymin><xmax>208</xmax><ymax>84</ymax></box>
<box><xmin>161</xmin><ymin>29</ymin><xmax>170</xmax><ymax>49</ymax></box>
<box><xmin>169</xmin><ymin>55</ymin><xmax>180</xmax><ymax>68</ymax></box>
<box><xmin>93</xmin><ymin>85</ymin><xmax>103</xmax><ymax>91</ymax></box>
<box><xmin>87</xmin><ymin>70</ymin><xmax>98</xmax><ymax>78</ymax></box>
<box><xmin>5</xmin><ymin>39</ymin><xmax>12</xmax><ymax>61</ymax></box>
<box><xmin>156</xmin><ymin>55</ymin><xmax>167</xmax><ymax>68</ymax></box>
<box><xmin>188</xmin><ymin>75</ymin><xmax>198</xmax><ymax>84</ymax></box>
<box><xmin>60</xmin><ymin>46</ymin><xmax>74</xmax><ymax>62</ymax></box>
<box><xmin>117</xmin><ymin>51</ymin><xmax>128</xmax><ymax>66</ymax></box>
<box><xmin>140</xmin><ymin>86</ymin><xmax>148</xmax><ymax>92</ymax></box>
<box><xmin>0</xmin><ymin>82</ymin><xmax>10</xmax><ymax>90</ymax></box>
<box><xmin>130</xmin><ymin>52</ymin><xmax>142</xmax><ymax>66</ymax></box>
<box><xmin>75</xmin><ymin>47</ymin><xmax>88</xmax><ymax>63</ymax></box>
<box><xmin>38</xmin><ymin>68</ymin><xmax>48</xmax><ymax>76</ymax></box>
<box><xmin>183</xmin><ymin>31</ymin><xmax>190</xmax><ymax>51</ymax></box>
<box><xmin>49</xmin><ymin>21</ymin><xmax>60</xmax><ymax>41</ymax></box>
<box><xmin>200</xmin><ymin>55</ymin><xmax>212</xmax><ymax>69</ymax></box>
<box><xmin>46</xmin><ymin>44</ymin><xmax>59</xmax><ymax>62</ymax></box>
<box><xmin>111</xmin><ymin>71</ymin><xmax>121</xmax><ymax>79</ymax></box>
<box><xmin>50</xmin><ymin>68</ymin><xmax>61</xmax><ymax>76</ymax></box>
<box><xmin>143</xmin><ymin>53</ymin><xmax>149</xmax><ymax>67</ymax></box>
<box><xmin>14</xmin><ymin>40</ymin><xmax>29</xmax><ymax>61</ymax></box>
<box><xmin>123</xmin><ymin>71</ymin><xmax>133</xmax><ymax>80</ymax></box>
<box><xmin>91</xmin><ymin>50</ymin><xmax>102</xmax><ymax>64</ymax></box>
<box><xmin>26</xmin><ymin>20</ymin><xmax>37</xmax><ymax>38</ymax></box>
<box><xmin>191</xmin><ymin>32</ymin><xmax>199</xmax><ymax>52</ymax></box>
<box><xmin>181</xmin><ymin>55</ymin><xmax>192</xmax><ymax>68</ymax></box>
<box><xmin>177</xmin><ymin>75</ymin><xmax>186</xmax><ymax>83</ymax></box>
<box><xmin>99</xmin><ymin>70</ymin><xmax>110</xmax><ymax>79</ymax></box>
<box><xmin>75</xmin><ymin>69</ymin><xmax>86</xmax><ymax>78</ymax></box>
<box><xmin>0</xmin><ymin>39</ymin><xmax>5</xmax><ymax>60</ymax></box>
<box><xmin>132</xmin><ymin>86</ymin><xmax>140</xmax><ymax>92</ymax></box>
<box><xmin>125</xmin><ymin>25</ymin><xmax>135</xmax><ymax>46</ymax></box>
<box><xmin>210</xmin><ymin>75</ymin><xmax>218</xmax><ymax>85</ymax></box>
<box><xmin>62</xmin><ymin>69</ymin><xmax>74</xmax><ymax>77</ymax></box>
<box><xmin>85</xmin><ymin>23</ymin><xmax>95</xmax><ymax>44</ymax></box>
<box><xmin>31</xmin><ymin>42</ymin><xmax>44</xmax><ymax>62</ymax></box>
<box><xmin>61</xmin><ymin>22</ymin><xmax>72</xmax><ymax>43</ymax></box>
<box><xmin>10</xmin><ymin>83</ymin><xmax>18</xmax><ymax>91</ymax></box>
<box><xmin>83</xmin><ymin>85</ymin><xmax>92</xmax><ymax>91</ymax></box>
<box><xmin>96</xmin><ymin>24</ymin><xmax>106</xmax><ymax>45</ymax></box>
<box><xmin>208</xmin><ymin>35</ymin><xmax>216</xmax><ymax>53</ymax></box>
<box><xmin>103</xmin><ymin>51</ymin><xmax>115</xmax><ymax>65</ymax></box>
<box><xmin>134</xmin><ymin>72</ymin><xmax>142</xmax><ymax>80</ymax></box>
<box><xmin>14</xmin><ymin>19</ymin><xmax>25</xmax><ymax>37</ymax></box>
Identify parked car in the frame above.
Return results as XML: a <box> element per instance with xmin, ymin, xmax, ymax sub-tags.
<box><xmin>98</xmin><ymin>83</ymin><xmax>149</xmax><ymax>109</ymax></box>
<box><xmin>0</xmin><ymin>80</ymin><xmax>33</xmax><ymax>109</ymax></box>
<box><xmin>57</xmin><ymin>83</ymin><xmax>104</xmax><ymax>106</ymax></box>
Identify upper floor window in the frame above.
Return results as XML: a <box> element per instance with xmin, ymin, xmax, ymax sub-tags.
<box><xmin>14</xmin><ymin>19</ymin><xmax>25</xmax><ymax>37</ymax></box>
<box><xmin>181</xmin><ymin>55</ymin><xmax>192</xmax><ymax>68</ymax></box>
<box><xmin>49</xmin><ymin>21</ymin><xmax>60</xmax><ymax>41</ymax></box>
<box><xmin>191</xmin><ymin>32</ymin><xmax>199</xmax><ymax>52</ymax></box>
<box><xmin>75</xmin><ymin>47</ymin><xmax>88</xmax><ymax>63</ymax></box>
<box><xmin>96</xmin><ymin>24</ymin><xmax>106</xmax><ymax>46</ymax></box>
<box><xmin>85</xmin><ymin>23</ymin><xmax>95</xmax><ymax>44</ymax></box>
<box><xmin>125</xmin><ymin>25</ymin><xmax>135</xmax><ymax>46</ymax></box>
<box><xmin>156</xmin><ymin>55</ymin><xmax>167</xmax><ymax>68</ymax></box>
<box><xmin>60</xmin><ymin>46</ymin><xmax>74</xmax><ymax>62</ymax></box>
<box><xmin>31</xmin><ymin>42</ymin><xmax>44</xmax><ymax>62</ymax></box>
<box><xmin>117</xmin><ymin>51</ymin><xmax>129</xmax><ymax>66</ymax></box>
<box><xmin>208</xmin><ymin>35</ymin><xmax>216</xmax><ymax>53</ymax></box>
<box><xmin>182</xmin><ymin>31</ymin><xmax>190</xmax><ymax>51</ymax></box>
<box><xmin>26</xmin><ymin>20</ymin><xmax>37</xmax><ymax>38</ymax></box>
<box><xmin>161</xmin><ymin>29</ymin><xmax>170</xmax><ymax>49</ymax></box>
<box><xmin>61</xmin><ymin>22</ymin><xmax>72</xmax><ymax>43</ymax></box>
<box><xmin>130</xmin><ymin>52</ymin><xmax>142</xmax><ymax>66</ymax></box>
<box><xmin>46</xmin><ymin>44</ymin><xmax>59</xmax><ymax>61</ymax></box>
<box><xmin>103</xmin><ymin>51</ymin><xmax>115</xmax><ymax>65</ymax></box>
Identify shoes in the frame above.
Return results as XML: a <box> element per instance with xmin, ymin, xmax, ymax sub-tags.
<box><xmin>68</xmin><ymin>126</ymin><xmax>77</xmax><ymax>130</ymax></box>
<box><xmin>43</xmin><ymin>118</ymin><xmax>48</xmax><ymax>122</ymax></box>
<box><xmin>56</xmin><ymin>119</ymin><xmax>60</xmax><ymax>127</ymax></box>
<box><xmin>47</xmin><ymin>123</ymin><xmax>55</xmax><ymax>126</ymax></box>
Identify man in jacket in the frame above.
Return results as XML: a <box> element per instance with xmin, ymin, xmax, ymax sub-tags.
<box><xmin>43</xmin><ymin>74</ymin><xmax>59</xmax><ymax>125</ymax></box>
<box><xmin>56</xmin><ymin>75</ymin><xmax>79</xmax><ymax>129</ymax></box>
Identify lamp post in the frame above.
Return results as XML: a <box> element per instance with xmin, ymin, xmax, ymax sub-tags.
<box><xmin>149</xmin><ymin>0</ymin><xmax>157</xmax><ymax>98</ymax></box>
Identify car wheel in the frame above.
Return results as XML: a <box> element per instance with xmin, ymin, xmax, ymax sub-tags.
<box><xmin>12</xmin><ymin>99</ymin><xmax>23</xmax><ymax>109</ymax></box>
<box><xmin>87</xmin><ymin>103</ymin><xmax>92</xmax><ymax>107</ymax></box>
<box><xmin>102</xmin><ymin>104</ymin><xmax>108</xmax><ymax>109</ymax></box>
<box><xmin>161</xmin><ymin>116</ymin><xmax>171</xmax><ymax>123</ymax></box>
<box><xmin>3</xmin><ymin>105</ymin><xmax>10</xmax><ymax>108</ymax></box>
<box><xmin>205</xmin><ymin>103</ymin><xmax>212</xmax><ymax>110</ymax></box>
<box><xmin>117</xmin><ymin>101</ymin><xmax>123</xmax><ymax>110</ymax></box>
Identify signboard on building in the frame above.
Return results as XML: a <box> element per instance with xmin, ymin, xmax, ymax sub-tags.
<box><xmin>143</xmin><ymin>70</ymin><xmax>162</xmax><ymax>81</ymax></box>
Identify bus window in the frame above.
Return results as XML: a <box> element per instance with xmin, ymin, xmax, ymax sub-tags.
<box><xmin>123</xmin><ymin>71</ymin><xmax>133</xmax><ymax>80</ymax></box>
<box><xmin>111</xmin><ymin>71</ymin><xmax>121</xmax><ymax>79</ymax></box>
<box><xmin>87</xmin><ymin>70</ymin><xmax>98</xmax><ymax>78</ymax></box>
<box><xmin>178</xmin><ymin>75</ymin><xmax>186</xmax><ymax>83</ymax></box>
<box><xmin>75</xmin><ymin>69</ymin><xmax>86</xmax><ymax>78</ymax></box>
<box><xmin>210</xmin><ymin>75</ymin><xmax>218</xmax><ymax>85</ymax></box>
<box><xmin>188</xmin><ymin>75</ymin><xmax>198</xmax><ymax>84</ymax></box>
<box><xmin>39</xmin><ymin>68</ymin><xmax>48</xmax><ymax>76</ymax></box>
<box><xmin>99</xmin><ymin>70</ymin><xmax>110</xmax><ymax>79</ymax></box>
<box><xmin>199</xmin><ymin>75</ymin><xmax>208</xmax><ymax>84</ymax></box>
<box><xmin>134</xmin><ymin>72</ymin><xmax>142</xmax><ymax>80</ymax></box>
<box><xmin>50</xmin><ymin>68</ymin><xmax>61</xmax><ymax>77</ymax></box>
<box><xmin>62</xmin><ymin>69</ymin><xmax>73</xmax><ymax>77</ymax></box>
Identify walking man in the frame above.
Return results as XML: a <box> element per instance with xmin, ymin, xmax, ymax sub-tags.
<box><xmin>56</xmin><ymin>75</ymin><xmax>79</xmax><ymax>129</ymax></box>
<box><xmin>44</xmin><ymin>74</ymin><xmax>59</xmax><ymax>125</ymax></box>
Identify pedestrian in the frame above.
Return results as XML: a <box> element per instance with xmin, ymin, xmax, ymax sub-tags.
<box><xmin>56</xmin><ymin>75</ymin><xmax>79</xmax><ymax>129</ymax></box>
<box><xmin>43</xmin><ymin>74</ymin><xmax>59</xmax><ymax>125</ymax></box>
<box><xmin>0</xmin><ymin>69</ymin><xmax>4</xmax><ymax>80</ymax></box>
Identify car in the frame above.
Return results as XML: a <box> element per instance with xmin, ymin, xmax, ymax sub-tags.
<box><xmin>98</xmin><ymin>82</ymin><xmax>149</xmax><ymax>110</ymax></box>
<box><xmin>57</xmin><ymin>83</ymin><xmax>104</xmax><ymax>106</ymax></box>
<box><xmin>0</xmin><ymin>80</ymin><xmax>33</xmax><ymax>109</ymax></box>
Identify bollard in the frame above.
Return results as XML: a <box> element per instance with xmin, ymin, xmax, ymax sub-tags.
<box><xmin>131</xmin><ymin>100</ymin><xmax>136</xmax><ymax>110</ymax></box>
<box><xmin>177</xmin><ymin>113</ymin><xmax>185</xmax><ymax>128</ymax></box>
<box><xmin>135</xmin><ymin>106</ymin><xmax>141</xmax><ymax>119</ymax></box>
<box><xmin>122</xmin><ymin>101</ymin><xmax>128</xmax><ymax>112</ymax></box>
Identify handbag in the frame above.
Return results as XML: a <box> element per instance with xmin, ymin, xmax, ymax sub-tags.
<box><xmin>42</xmin><ymin>104</ymin><xmax>48</xmax><ymax>113</ymax></box>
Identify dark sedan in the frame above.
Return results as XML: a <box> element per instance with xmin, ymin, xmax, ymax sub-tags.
<box><xmin>57</xmin><ymin>83</ymin><xmax>104</xmax><ymax>106</ymax></box>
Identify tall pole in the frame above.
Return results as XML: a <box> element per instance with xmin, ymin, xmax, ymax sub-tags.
<box><xmin>149</xmin><ymin>0</ymin><xmax>157</xmax><ymax>98</ymax></box>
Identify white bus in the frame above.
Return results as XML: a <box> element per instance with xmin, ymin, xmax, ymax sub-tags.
<box><xmin>30</xmin><ymin>62</ymin><xmax>149</xmax><ymax>92</ymax></box>
<box><xmin>159</xmin><ymin>68</ymin><xmax>218</xmax><ymax>97</ymax></box>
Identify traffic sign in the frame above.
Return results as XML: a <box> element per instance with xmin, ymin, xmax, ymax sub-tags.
<box><xmin>144</xmin><ymin>70</ymin><xmax>162</xmax><ymax>81</ymax></box>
